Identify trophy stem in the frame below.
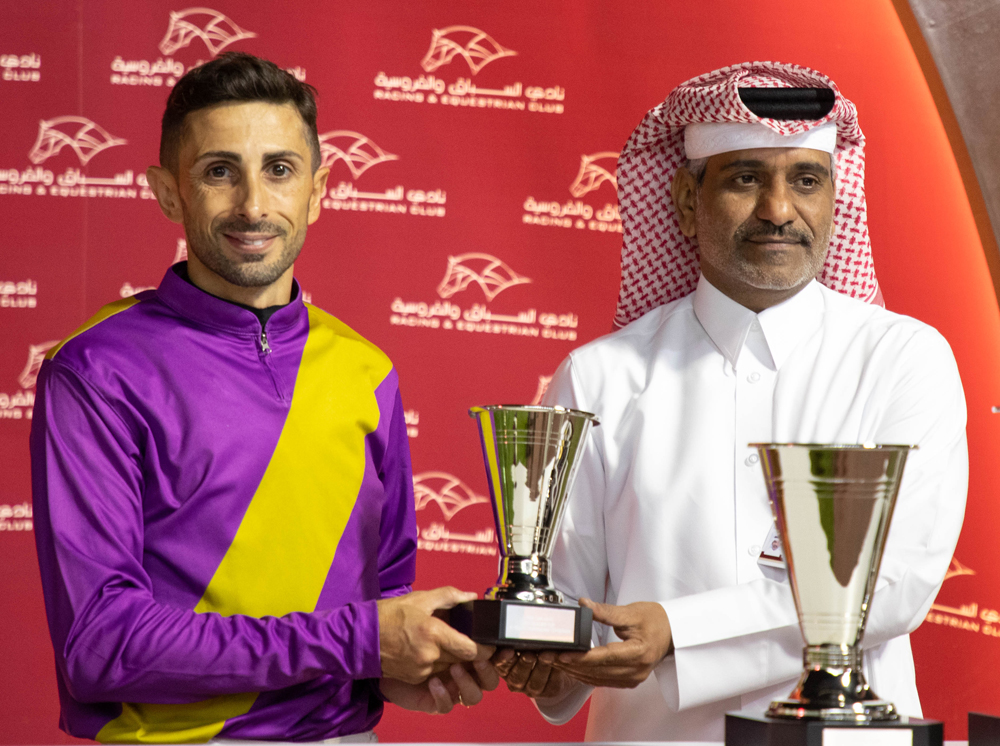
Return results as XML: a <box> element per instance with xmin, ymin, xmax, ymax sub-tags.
<box><xmin>767</xmin><ymin>644</ymin><xmax>897</xmax><ymax>722</ymax></box>
<box><xmin>805</xmin><ymin>643</ymin><xmax>861</xmax><ymax>670</ymax></box>
<box><xmin>487</xmin><ymin>554</ymin><xmax>563</xmax><ymax>604</ymax></box>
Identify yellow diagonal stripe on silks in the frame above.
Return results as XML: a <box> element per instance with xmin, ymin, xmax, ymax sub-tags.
<box><xmin>196</xmin><ymin>305</ymin><xmax>391</xmax><ymax>617</ymax></box>
<box><xmin>49</xmin><ymin>297</ymin><xmax>140</xmax><ymax>360</ymax></box>
<box><xmin>97</xmin><ymin>305</ymin><xmax>392</xmax><ymax>744</ymax></box>
<box><xmin>96</xmin><ymin>695</ymin><xmax>258</xmax><ymax>744</ymax></box>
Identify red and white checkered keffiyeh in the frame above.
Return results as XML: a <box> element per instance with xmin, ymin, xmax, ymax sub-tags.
<box><xmin>613</xmin><ymin>60</ymin><xmax>881</xmax><ymax>329</ymax></box>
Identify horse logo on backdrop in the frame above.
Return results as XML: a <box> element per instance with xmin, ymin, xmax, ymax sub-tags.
<box><xmin>943</xmin><ymin>556</ymin><xmax>976</xmax><ymax>582</ymax></box>
<box><xmin>922</xmin><ymin>556</ymin><xmax>1000</xmax><ymax>638</ymax></box>
<box><xmin>420</xmin><ymin>26</ymin><xmax>517</xmax><ymax>75</ymax></box>
<box><xmin>522</xmin><ymin>150</ymin><xmax>623</xmax><ymax>233</ymax></box>
<box><xmin>436</xmin><ymin>253</ymin><xmax>531</xmax><ymax>301</ymax></box>
<box><xmin>569</xmin><ymin>152</ymin><xmax>619</xmax><ymax>198</ymax></box>
<box><xmin>318</xmin><ymin>131</ymin><xmax>399</xmax><ymax>180</ymax></box>
<box><xmin>158</xmin><ymin>8</ymin><xmax>257</xmax><ymax>56</ymax></box>
<box><xmin>18</xmin><ymin>342</ymin><xmax>59</xmax><ymax>389</ymax></box>
<box><xmin>413</xmin><ymin>472</ymin><xmax>490</xmax><ymax>521</ymax></box>
<box><xmin>28</xmin><ymin>117</ymin><xmax>127</xmax><ymax>165</ymax></box>
<box><xmin>389</xmin><ymin>255</ymin><xmax>575</xmax><ymax>340</ymax></box>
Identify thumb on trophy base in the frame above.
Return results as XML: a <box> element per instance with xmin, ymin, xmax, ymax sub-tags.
<box><xmin>377</xmin><ymin>587</ymin><xmax>483</xmax><ymax>684</ymax></box>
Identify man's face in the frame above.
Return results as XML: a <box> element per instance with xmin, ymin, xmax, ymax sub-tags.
<box><xmin>170</xmin><ymin>101</ymin><xmax>326</xmax><ymax>291</ymax></box>
<box><xmin>678</xmin><ymin>147</ymin><xmax>835</xmax><ymax>309</ymax></box>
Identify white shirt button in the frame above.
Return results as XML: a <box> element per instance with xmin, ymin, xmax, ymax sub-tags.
<box><xmin>745</xmin><ymin>454</ymin><xmax>759</xmax><ymax>466</ymax></box>
<box><xmin>748</xmin><ymin>371</ymin><xmax>761</xmax><ymax>383</ymax></box>
<box><xmin>750</xmin><ymin>320</ymin><xmax>761</xmax><ymax>331</ymax></box>
<box><xmin>749</xmin><ymin>544</ymin><xmax>762</xmax><ymax>557</ymax></box>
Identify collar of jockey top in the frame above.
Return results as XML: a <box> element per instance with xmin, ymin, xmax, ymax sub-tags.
<box><xmin>613</xmin><ymin>61</ymin><xmax>882</xmax><ymax>329</ymax></box>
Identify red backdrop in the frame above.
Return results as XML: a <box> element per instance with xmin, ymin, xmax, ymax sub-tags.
<box><xmin>2</xmin><ymin>1</ymin><xmax>998</xmax><ymax>742</ymax></box>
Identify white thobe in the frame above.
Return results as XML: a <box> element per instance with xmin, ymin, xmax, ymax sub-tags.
<box><xmin>538</xmin><ymin>276</ymin><xmax>968</xmax><ymax>742</ymax></box>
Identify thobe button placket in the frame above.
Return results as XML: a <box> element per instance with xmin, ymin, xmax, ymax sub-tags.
<box><xmin>734</xmin><ymin>322</ymin><xmax>776</xmax><ymax>585</ymax></box>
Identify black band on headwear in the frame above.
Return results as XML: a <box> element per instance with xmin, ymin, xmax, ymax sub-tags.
<box><xmin>738</xmin><ymin>88</ymin><xmax>835</xmax><ymax>120</ymax></box>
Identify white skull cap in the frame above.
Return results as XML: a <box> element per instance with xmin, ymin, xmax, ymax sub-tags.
<box><xmin>684</xmin><ymin>120</ymin><xmax>838</xmax><ymax>159</ymax></box>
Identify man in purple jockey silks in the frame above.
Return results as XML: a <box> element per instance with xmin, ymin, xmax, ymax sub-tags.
<box><xmin>30</xmin><ymin>52</ymin><xmax>498</xmax><ymax>744</ymax></box>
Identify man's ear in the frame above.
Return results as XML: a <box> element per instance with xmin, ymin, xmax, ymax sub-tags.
<box><xmin>308</xmin><ymin>166</ymin><xmax>330</xmax><ymax>224</ymax></box>
<box><xmin>146</xmin><ymin>166</ymin><xmax>183</xmax><ymax>224</ymax></box>
<box><xmin>671</xmin><ymin>167</ymin><xmax>699</xmax><ymax>239</ymax></box>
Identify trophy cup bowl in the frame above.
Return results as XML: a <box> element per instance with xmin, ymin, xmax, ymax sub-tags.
<box><xmin>751</xmin><ymin>443</ymin><xmax>915</xmax><ymax>722</ymax></box>
<box><xmin>443</xmin><ymin>405</ymin><xmax>599</xmax><ymax>651</ymax></box>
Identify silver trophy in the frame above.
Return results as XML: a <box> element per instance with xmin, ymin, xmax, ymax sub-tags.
<box><xmin>752</xmin><ymin>443</ymin><xmax>914</xmax><ymax>722</ymax></box>
<box><xmin>443</xmin><ymin>405</ymin><xmax>599</xmax><ymax>650</ymax></box>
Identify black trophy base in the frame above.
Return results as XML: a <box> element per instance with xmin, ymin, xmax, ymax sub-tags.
<box><xmin>725</xmin><ymin>710</ymin><xmax>943</xmax><ymax>746</ymax></box>
<box><xmin>439</xmin><ymin>599</ymin><xmax>592</xmax><ymax>651</ymax></box>
<box><xmin>970</xmin><ymin>712</ymin><xmax>1000</xmax><ymax>745</ymax></box>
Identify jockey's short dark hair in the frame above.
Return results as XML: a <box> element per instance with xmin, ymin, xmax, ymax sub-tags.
<box><xmin>160</xmin><ymin>52</ymin><xmax>320</xmax><ymax>173</ymax></box>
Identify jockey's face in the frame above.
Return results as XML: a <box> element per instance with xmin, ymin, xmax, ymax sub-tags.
<box><xmin>147</xmin><ymin>101</ymin><xmax>329</xmax><ymax>307</ymax></box>
<box><xmin>673</xmin><ymin>147</ymin><xmax>835</xmax><ymax>312</ymax></box>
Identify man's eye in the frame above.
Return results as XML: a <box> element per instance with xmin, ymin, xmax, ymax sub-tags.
<box><xmin>208</xmin><ymin>166</ymin><xmax>230</xmax><ymax>179</ymax></box>
<box><xmin>737</xmin><ymin>174</ymin><xmax>758</xmax><ymax>185</ymax></box>
<box><xmin>799</xmin><ymin>176</ymin><xmax>819</xmax><ymax>188</ymax></box>
<box><xmin>271</xmin><ymin>164</ymin><xmax>289</xmax><ymax>177</ymax></box>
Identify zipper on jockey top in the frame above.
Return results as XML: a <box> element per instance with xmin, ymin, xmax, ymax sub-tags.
<box><xmin>256</xmin><ymin>322</ymin><xmax>283</xmax><ymax>400</ymax></box>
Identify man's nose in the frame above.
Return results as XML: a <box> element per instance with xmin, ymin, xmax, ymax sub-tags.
<box><xmin>755</xmin><ymin>180</ymin><xmax>797</xmax><ymax>227</ymax></box>
<box><xmin>235</xmin><ymin>173</ymin><xmax>267</xmax><ymax>222</ymax></box>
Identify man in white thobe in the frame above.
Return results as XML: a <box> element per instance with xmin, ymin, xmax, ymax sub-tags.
<box><xmin>495</xmin><ymin>61</ymin><xmax>968</xmax><ymax>742</ymax></box>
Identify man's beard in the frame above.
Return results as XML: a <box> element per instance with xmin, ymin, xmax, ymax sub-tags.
<box><xmin>184</xmin><ymin>217</ymin><xmax>304</xmax><ymax>288</ymax></box>
<box><xmin>698</xmin><ymin>208</ymin><xmax>831</xmax><ymax>292</ymax></box>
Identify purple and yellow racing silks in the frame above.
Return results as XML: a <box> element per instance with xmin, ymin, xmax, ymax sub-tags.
<box><xmin>30</xmin><ymin>264</ymin><xmax>417</xmax><ymax>743</ymax></box>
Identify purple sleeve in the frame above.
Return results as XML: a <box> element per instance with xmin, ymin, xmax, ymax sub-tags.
<box><xmin>376</xmin><ymin>387</ymin><xmax>417</xmax><ymax>598</ymax></box>
<box><xmin>31</xmin><ymin>361</ymin><xmax>382</xmax><ymax>705</ymax></box>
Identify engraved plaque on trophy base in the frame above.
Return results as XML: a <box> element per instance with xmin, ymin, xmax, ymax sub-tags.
<box><xmin>441</xmin><ymin>599</ymin><xmax>592</xmax><ymax>651</ymax></box>
<box><xmin>969</xmin><ymin>712</ymin><xmax>1000</xmax><ymax>745</ymax></box>
<box><xmin>725</xmin><ymin>711</ymin><xmax>943</xmax><ymax>746</ymax></box>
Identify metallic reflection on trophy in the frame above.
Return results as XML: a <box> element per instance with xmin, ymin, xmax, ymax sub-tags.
<box><xmin>752</xmin><ymin>443</ymin><xmax>915</xmax><ymax>722</ymax></box>
<box><xmin>445</xmin><ymin>405</ymin><xmax>598</xmax><ymax>650</ymax></box>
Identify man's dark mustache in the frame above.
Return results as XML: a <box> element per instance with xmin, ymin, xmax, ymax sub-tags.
<box><xmin>734</xmin><ymin>222</ymin><xmax>812</xmax><ymax>247</ymax></box>
<box><xmin>215</xmin><ymin>219</ymin><xmax>286</xmax><ymax>236</ymax></box>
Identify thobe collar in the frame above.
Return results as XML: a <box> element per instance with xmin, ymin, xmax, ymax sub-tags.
<box><xmin>692</xmin><ymin>274</ymin><xmax>824</xmax><ymax>370</ymax></box>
